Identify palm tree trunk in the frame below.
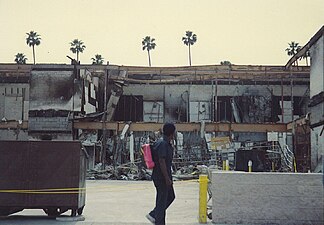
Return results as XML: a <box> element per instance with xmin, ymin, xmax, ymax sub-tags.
<box><xmin>77</xmin><ymin>52</ymin><xmax>79</xmax><ymax>62</ymax></box>
<box><xmin>32</xmin><ymin>45</ymin><xmax>35</xmax><ymax>64</ymax></box>
<box><xmin>188</xmin><ymin>44</ymin><xmax>192</xmax><ymax>66</ymax></box>
<box><xmin>147</xmin><ymin>50</ymin><xmax>151</xmax><ymax>67</ymax></box>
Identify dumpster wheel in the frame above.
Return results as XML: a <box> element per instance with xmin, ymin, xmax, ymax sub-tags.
<box><xmin>44</xmin><ymin>208</ymin><xmax>61</xmax><ymax>217</ymax></box>
<box><xmin>77</xmin><ymin>206</ymin><xmax>84</xmax><ymax>215</ymax></box>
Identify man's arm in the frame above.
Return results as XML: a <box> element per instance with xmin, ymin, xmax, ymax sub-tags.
<box><xmin>159</xmin><ymin>158</ymin><xmax>172</xmax><ymax>187</ymax></box>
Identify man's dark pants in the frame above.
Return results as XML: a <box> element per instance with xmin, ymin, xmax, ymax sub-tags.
<box><xmin>149</xmin><ymin>179</ymin><xmax>175</xmax><ymax>225</ymax></box>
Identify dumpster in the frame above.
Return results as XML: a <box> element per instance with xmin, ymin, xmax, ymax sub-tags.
<box><xmin>0</xmin><ymin>140</ymin><xmax>86</xmax><ymax>217</ymax></box>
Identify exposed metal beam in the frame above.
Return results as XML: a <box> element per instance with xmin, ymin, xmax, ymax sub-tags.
<box><xmin>286</xmin><ymin>116</ymin><xmax>309</xmax><ymax>131</ymax></box>
<box><xmin>0</xmin><ymin>121</ymin><xmax>28</xmax><ymax>129</ymax></box>
<box><xmin>0</xmin><ymin>121</ymin><xmax>288</xmax><ymax>133</ymax></box>
<box><xmin>73</xmin><ymin>121</ymin><xmax>288</xmax><ymax>133</ymax></box>
<box><xmin>0</xmin><ymin>64</ymin><xmax>310</xmax><ymax>79</ymax></box>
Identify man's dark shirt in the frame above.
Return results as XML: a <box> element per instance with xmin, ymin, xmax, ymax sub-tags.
<box><xmin>152</xmin><ymin>135</ymin><xmax>174</xmax><ymax>181</ymax></box>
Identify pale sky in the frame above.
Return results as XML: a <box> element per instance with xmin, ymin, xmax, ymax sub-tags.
<box><xmin>0</xmin><ymin>0</ymin><xmax>323</xmax><ymax>66</ymax></box>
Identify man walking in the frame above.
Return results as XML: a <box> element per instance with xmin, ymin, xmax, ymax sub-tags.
<box><xmin>146</xmin><ymin>122</ymin><xmax>176</xmax><ymax>225</ymax></box>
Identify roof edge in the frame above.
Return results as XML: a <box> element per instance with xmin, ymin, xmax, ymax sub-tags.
<box><xmin>285</xmin><ymin>26</ymin><xmax>324</xmax><ymax>69</ymax></box>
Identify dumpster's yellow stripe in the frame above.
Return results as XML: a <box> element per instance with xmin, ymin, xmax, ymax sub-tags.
<box><xmin>0</xmin><ymin>187</ymin><xmax>86</xmax><ymax>192</ymax></box>
<box><xmin>0</xmin><ymin>191</ymin><xmax>85</xmax><ymax>194</ymax></box>
<box><xmin>0</xmin><ymin>179</ymin><xmax>198</xmax><ymax>194</ymax></box>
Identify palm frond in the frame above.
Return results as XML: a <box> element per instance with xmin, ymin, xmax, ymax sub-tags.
<box><xmin>142</xmin><ymin>35</ymin><xmax>156</xmax><ymax>51</ymax></box>
<box><xmin>14</xmin><ymin>52</ymin><xmax>27</xmax><ymax>64</ymax></box>
<box><xmin>26</xmin><ymin>30</ymin><xmax>41</xmax><ymax>47</ymax></box>
<box><xmin>285</xmin><ymin>41</ymin><xmax>301</xmax><ymax>56</ymax></box>
<box><xmin>182</xmin><ymin>31</ymin><xmax>197</xmax><ymax>46</ymax></box>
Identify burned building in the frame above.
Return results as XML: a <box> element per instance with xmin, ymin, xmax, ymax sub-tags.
<box><xmin>0</xmin><ymin>62</ymin><xmax>313</xmax><ymax>173</ymax></box>
<box><xmin>286</xmin><ymin>26</ymin><xmax>324</xmax><ymax>172</ymax></box>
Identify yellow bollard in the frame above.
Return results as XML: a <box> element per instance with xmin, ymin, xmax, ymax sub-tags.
<box><xmin>293</xmin><ymin>157</ymin><xmax>297</xmax><ymax>172</ymax></box>
<box><xmin>248</xmin><ymin>160</ymin><xmax>252</xmax><ymax>172</ymax></box>
<box><xmin>222</xmin><ymin>160</ymin><xmax>226</xmax><ymax>170</ymax></box>
<box><xmin>272</xmin><ymin>162</ymin><xmax>275</xmax><ymax>172</ymax></box>
<box><xmin>225</xmin><ymin>159</ymin><xmax>229</xmax><ymax>171</ymax></box>
<box><xmin>199</xmin><ymin>175</ymin><xmax>208</xmax><ymax>224</ymax></box>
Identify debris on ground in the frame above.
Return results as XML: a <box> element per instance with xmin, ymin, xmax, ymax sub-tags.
<box><xmin>87</xmin><ymin>162</ymin><xmax>213</xmax><ymax>181</ymax></box>
<box><xmin>87</xmin><ymin>161</ymin><xmax>152</xmax><ymax>180</ymax></box>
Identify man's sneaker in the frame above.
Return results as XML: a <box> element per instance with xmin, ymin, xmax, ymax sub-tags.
<box><xmin>145</xmin><ymin>213</ymin><xmax>155</xmax><ymax>224</ymax></box>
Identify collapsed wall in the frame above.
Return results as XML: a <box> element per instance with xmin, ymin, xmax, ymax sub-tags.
<box><xmin>28</xmin><ymin>67</ymin><xmax>80</xmax><ymax>140</ymax></box>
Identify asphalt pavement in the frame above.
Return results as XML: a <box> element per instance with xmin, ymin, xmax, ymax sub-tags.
<box><xmin>0</xmin><ymin>180</ymin><xmax>214</xmax><ymax>225</ymax></box>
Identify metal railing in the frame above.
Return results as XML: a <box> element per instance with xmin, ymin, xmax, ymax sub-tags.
<box><xmin>280</xmin><ymin>144</ymin><xmax>294</xmax><ymax>171</ymax></box>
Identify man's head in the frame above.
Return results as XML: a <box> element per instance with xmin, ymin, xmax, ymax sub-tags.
<box><xmin>163</xmin><ymin>122</ymin><xmax>176</xmax><ymax>137</ymax></box>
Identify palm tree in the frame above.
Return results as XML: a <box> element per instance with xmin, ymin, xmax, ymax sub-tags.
<box><xmin>91</xmin><ymin>54</ymin><xmax>104</xmax><ymax>65</ymax></box>
<box><xmin>285</xmin><ymin>41</ymin><xmax>301</xmax><ymax>66</ymax></box>
<box><xmin>70</xmin><ymin>39</ymin><xmax>86</xmax><ymax>62</ymax></box>
<box><xmin>26</xmin><ymin>31</ymin><xmax>41</xmax><ymax>64</ymax></box>
<box><xmin>14</xmin><ymin>53</ymin><xmax>28</xmax><ymax>64</ymax></box>
<box><xmin>182</xmin><ymin>31</ymin><xmax>197</xmax><ymax>66</ymax></box>
<box><xmin>220</xmin><ymin>61</ymin><xmax>232</xmax><ymax>66</ymax></box>
<box><xmin>142</xmin><ymin>36</ymin><xmax>156</xmax><ymax>66</ymax></box>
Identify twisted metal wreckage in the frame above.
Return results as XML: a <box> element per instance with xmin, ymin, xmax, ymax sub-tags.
<box><xmin>69</xmin><ymin>64</ymin><xmax>310</xmax><ymax>178</ymax></box>
<box><xmin>0</xmin><ymin>63</ymin><xmax>311</xmax><ymax>179</ymax></box>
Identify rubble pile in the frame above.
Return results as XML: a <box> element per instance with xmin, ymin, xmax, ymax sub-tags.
<box><xmin>87</xmin><ymin>162</ymin><xmax>215</xmax><ymax>181</ymax></box>
<box><xmin>87</xmin><ymin>161</ymin><xmax>152</xmax><ymax>181</ymax></box>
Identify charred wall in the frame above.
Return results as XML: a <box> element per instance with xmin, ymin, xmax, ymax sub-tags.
<box><xmin>28</xmin><ymin>69</ymin><xmax>78</xmax><ymax>139</ymax></box>
<box><xmin>121</xmin><ymin>83</ymin><xmax>309</xmax><ymax>123</ymax></box>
